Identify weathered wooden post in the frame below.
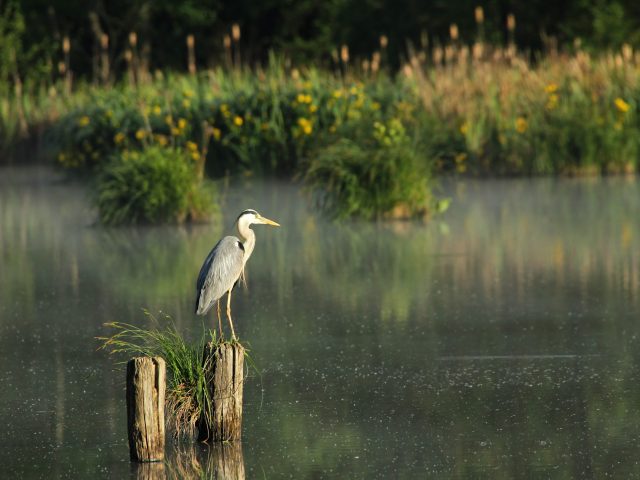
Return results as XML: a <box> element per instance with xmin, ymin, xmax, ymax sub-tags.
<box><xmin>126</xmin><ymin>357</ymin><xmax>166</xmax><ymax>462</ymax></box>
<box><xmin>198</xmin><ymin>342</ymin><xmax>245</xmax><ymax>442</ymax></box>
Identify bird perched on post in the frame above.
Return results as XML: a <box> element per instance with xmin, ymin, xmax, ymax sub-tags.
<box><xmin>195</xmin><ymin>209</ymin><xmax>280</xmax><ymax>339</ymax></box>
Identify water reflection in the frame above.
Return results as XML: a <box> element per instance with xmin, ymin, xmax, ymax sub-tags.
<box><xmin>1</xmin><ymin>168</ymin><xmax>640</xmax><ymax>477</ymax></box>
<box><xmin>165</xmin><ymin>442</ymin><xmax>245</xmax><ymax>480</ymax></box>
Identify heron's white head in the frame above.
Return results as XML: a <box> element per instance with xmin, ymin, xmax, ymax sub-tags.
<box><xmin>236</xmin><ymin>209</ymin><xmax>280</xmax><ymax>231</ymax></box>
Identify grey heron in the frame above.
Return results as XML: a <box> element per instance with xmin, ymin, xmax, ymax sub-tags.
<box><xmin>195</xmin><ymin>209</ymin><xmax>280</xmax><ymax>339</ymax></box>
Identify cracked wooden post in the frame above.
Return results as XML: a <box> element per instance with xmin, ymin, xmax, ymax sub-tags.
<box><xmin>198</xmin><ymin>342</ymin><xmax>244</xmax><ymax>442</ymax></box>
<box><xmin>126</xmin><ymin>357</ymin><xmax>166</xmax><ymax>462</ymax></box>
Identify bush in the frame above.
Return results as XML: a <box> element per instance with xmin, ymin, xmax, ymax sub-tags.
<box><xmin>304</xmin><ymin>118</ymin><xmax>434</xmax><ymax>220</ymax></box>
<box><xmin>96</xmin><ymin>145</ymin><xmax>214</xmax><ymax>225</ymax></box>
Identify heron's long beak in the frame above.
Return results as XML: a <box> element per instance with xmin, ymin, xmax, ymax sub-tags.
<box><xmin>258</xmin><ymin>215</ymin><xmax>280</xmax><ymax>227</ymax></box>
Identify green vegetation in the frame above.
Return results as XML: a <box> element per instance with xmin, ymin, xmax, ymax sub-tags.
<box><xmin>96</xmin><ymin>146</ymin><xmax>214</xmax><ymax>226</ymax></box>
<box><xmin>305</xmin><ymin>118</ymin><xmax>433</xmax><ymax>219</ymax></box>
<box><xmin>3</xmin><ymin>25</ymin><xmax>640</xmax><ymax>222</ymax></box>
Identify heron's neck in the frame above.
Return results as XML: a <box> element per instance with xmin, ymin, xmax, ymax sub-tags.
<box><xmin>238</xmin><ymin>221</ymin><xmax>256</xmax><ymax>263</ymax></box>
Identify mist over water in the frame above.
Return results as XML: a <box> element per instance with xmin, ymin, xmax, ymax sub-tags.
<box><xmin>1</xmin><ymin>167</ymin><xmax>639</xmax><ymax>478</ymax></box>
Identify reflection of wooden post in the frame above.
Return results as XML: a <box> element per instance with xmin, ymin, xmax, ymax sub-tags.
<box><xmin>126</xmin><ymin>357</ymin><xmax>166</xmax><ymax>462</ymax></box>
<box><xmin>133</xmin><ymin>462</ymin><xmax>165</xmax><ymax>480</ymax></box>
<box><xmin>212</xmin><ymin>443</ymin><xmax>246</xmax><ymax>479</ymax></box>
<box><xmin>168</xmin><ymin>441</ymin><xmax>245</xmax><ymax>479</ymax></box>
<box><xmin>198</xmin><ymin>343</ymin><xmax>244</xmax><ymax>442</ymax></box>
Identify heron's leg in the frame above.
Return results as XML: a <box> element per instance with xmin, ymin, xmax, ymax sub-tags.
<box><xmin>216</xmin><ymin>299</ymin><xmax>223</xmax><ymax>339</ymax></box>
<box><xmin>226</xmin><ymin>288</ymin><xmax>237</xmax><ymax>340</ymax></box>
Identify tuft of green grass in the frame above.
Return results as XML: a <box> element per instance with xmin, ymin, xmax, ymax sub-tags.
<box><xmin>98</xmin><ymin>312</ymin><xmax>246</xmax><ymax>437</ymax></box>
<box><xmin>304</xmin><ymin>117</ymin><xmax>433</xmax><ymax>220</ymax></box>
<box><xmin>95</xmin><ymin>145</ymin><xmax>215</xmax><ymax>225</ymax></box>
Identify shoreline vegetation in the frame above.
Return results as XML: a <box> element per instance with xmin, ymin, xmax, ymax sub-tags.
<box><xmin>2</xmin><ymin>26</ymin><xmax>639</xmax><ymax>222</ymax></box>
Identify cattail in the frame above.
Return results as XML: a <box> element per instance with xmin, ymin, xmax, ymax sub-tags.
<box><xmin>340</xmin><ymin>44</ymin><xmax>349</xmax><ymax>63</ymax></box>
<box><xmin>433</xmin><ymin>46</ymin><xmax>443</xmax><ymax>65</ymax></box>
<box><xmin>57</xmin><ymin>61</ymin><xmax>66</xmax><ymax>74</ymax></box>
<box><xmin>124</xmin><ymin>49</ymin><xmax>133</xmax><ymax>62</ymax></box>
<box><xmin>100</xmin><ymin>34</ymin><xmax>109</xmax><ymax>84</ymax></box>
<box><xmin>186</xmin><ymin>35</ymin><xmax>196</xmax><ymax>75</ymax></box>
<box><xmin>129</xmin><ymin>32</ymin><xmax>137</xmax><ymax>47</ymax></box>
<box><xmin>420</xmin><ymin>30</ymin><xmax>429</xmax><ymax>49</ymax></box>
<box><xmin>449</xmin><ymin>24</ymin><xmax>459</xmax><ymax>41</ymax></box>
<box><xmin>444</xmin><ymin>45</ymin><xmax>455</xmax><ymax>63</ymax></box>
<box><xmin>62</xmin><ymin>36</ymin><xmax>70</xmax><ymax>53</ymax></box>
<box><xmin>506</xmin><ymin>14</ymin><xmax>516</xmax><ymax>32</ymax></box>
<box><xmin>475</xmin><ymin>6</ymin><xmax>484</xmax><ymax>24</ymax></box>
<box><xmin>472</xmin><ymin>42</ymin><xmax>484</xmax><ymax>61</ymax></box>
<box><xmin>622</xmin><ymin>43</ymin><xmax>633</xmax><ymax>62</ymax></box>
<box><xmin>402</xmin><ymin>64</ymin><xmax>413</xmax><ymax>78</ymax></box>
<box><xmin>231</xmin><ymin>23</ymin><xmax>241</xmax><ymax>42</ymax></box>
<box><xmin>371</xmin><ymin>51</ymin><xmax>381</xmax><ymax>73</ymax></box>
<box><xmin>362</xmin><ymin>59</ymin><xmax>370</xmax><ymax>72</ymax></box>
<box><xmin>223</xmin><ymin>35</ymin><xmax>231</xmax><ymax>49</ymax></box>
<box><xmin>380</xmin><ymin>35</ymin><xmax>388</xmax><ymax>49</ymax></box>
<box><xmin>291</xmin><ymin>68</ymin><xmax>300</xmax><ymax>80</ymax></box>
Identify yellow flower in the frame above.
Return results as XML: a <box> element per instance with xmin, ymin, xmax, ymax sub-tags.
<box><xmin>177</xmin><ymin>118</ymin><xmax>188</xmax><ymax>129</ymax></box>
<box><xmin>545</xmin><ymin>83</ymin><xmax>558</xmax><ymax>94</ymax></box>
<box><xmin>614</xmin><ymin>97</ymin><xmax>630</xmax><ymax>113</ymax></box>
<box><xmin>182</xmin><ymin>99</ymin><xmax>191</xmax><ymax>109</ymax></box>
<box><xmin>459</xmin><ymin>121</ymin><xmax>469</xmax><ymax>135</ymax></box>
<box><xmin>154</xmin><ymin>134</ymin><xmax>168</xmax><ymax>146</ymax></box>
<box><xmin>171</xmin><ymin>127</ymin><xmax>181</xmax><ymax>136</ymax></box>
<box><xmin>546</xmin><ymin>94</ymin><xmax>559</xmax><ymax>110</ymax></box>
<box><xmin>296</xmin><ymin>93</ymin><xmax>305</xmax><ymax>104</ymax></box>
<box><xmin>455</xmin><ymin>152</ymin><xmax>467</xmax><ymax>164</ymax></box>
<box><xmin>332</xmin><ymin>89</ymin><xmax>343</xmax><ymax>99</ymax></box>
<box><xmin>233</xmin><ymin>116</ymin><xmax>244</xmax><ymax>126</ymax></box>
<box><xmin>114</xmin><ymin>132</ymin><xmax>126</xmax><ymax>144</ymax></box>
<box><xmin>212</xmin><ymin>127</ymin><xmax>222</xmax><ymax>140</ymax></box>
<box><xmin>191</xmin><ymin>152</ymin><xmax>200</xmax><ymax>161</ymax></box>
<box><xmin>183</xmin><ymin>89</ymin><xmax>194</xmax><ymax>98</ymax></box>
<box><xmin>135</xmin><ymin>129</ymin><xmax>146</xmax><ymax>140</ymax></box>
<box><xmin>515</xmin><ymin>117</ymin><xmax>528</xmax><ymax>133</ymax></box>
<box><xmin>152</xmin><ymin>105</ymin><xmax>162</xmax><ymax>115</ymax></box>
<box><xmin>220</xmin><ymin>104</ymin><xmax>230</xmax><ymax>117</ymax></box>
<box><xmin>309</xmin><ymin>104</ymin><xmax>318</xmax><ymax>113</ymax></box>
<box><xmin>297</xmin><ymin>117</ymin><xmax>312</xmax><ymax>135</ymax></box>
<box><xmin>78</xmin><ymin>115</ymin><xmax>90</xmax><ymax>127</ymax></box>
<box><xmin>186</xmin><ymin>141</ymin><xmax>198</xmax><ymax>151</ymax></box>
<box><xmin>105</xmin><ymin>110</ymin><xmax>113</xmax><ymax>119</ymax></box>
<box><xmin>372</xmin><ymin>102</ymin><xmax>381</xmax><ymax>110</ymax></box>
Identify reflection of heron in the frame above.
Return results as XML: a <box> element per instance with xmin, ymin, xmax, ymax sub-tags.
<box><xmin>195</xmin><ymin>209</ymin><xmax>280</xmax><ymax>339</ymax></box>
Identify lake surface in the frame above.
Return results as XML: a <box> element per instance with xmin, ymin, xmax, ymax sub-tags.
<box><xmin>1</xmin><ymin>166</ymin><xmax>639</xmax><ymax>478</ymax></box>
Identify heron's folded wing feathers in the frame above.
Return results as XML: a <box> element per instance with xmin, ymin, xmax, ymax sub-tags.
<box><xmin>195</xmin><ymin>236</ymin><xmax>245</xmax><ymax>315</ymax></box>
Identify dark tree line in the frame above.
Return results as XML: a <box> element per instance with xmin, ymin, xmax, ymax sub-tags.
<box><xmin>3</xmin><ymin>0</ymin><xmax>640</xmax><ymax>82</ymax></box>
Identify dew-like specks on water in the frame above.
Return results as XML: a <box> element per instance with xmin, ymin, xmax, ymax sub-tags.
<box><xmin>1</xmin><ymin>168</ymin><xmax>640</xmax><ymax>477</ymax></box>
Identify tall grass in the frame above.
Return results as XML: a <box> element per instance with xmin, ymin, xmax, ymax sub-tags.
<box><xmin>99</xmin><ymin>313</ymin><xmax>226</xmax><ymax>437</ymax></box>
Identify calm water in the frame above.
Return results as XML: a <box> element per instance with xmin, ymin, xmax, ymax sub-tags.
<box><xmin>1</xmin><ymin>166</ymin><xmax>639</xmax><ymax>479</ymax></box>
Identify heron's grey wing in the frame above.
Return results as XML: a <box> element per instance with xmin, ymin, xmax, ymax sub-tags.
<box><xmin>195</xmin><ymin>236</ymin><xmax>245</xmax><ymax>315</ymax></box>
